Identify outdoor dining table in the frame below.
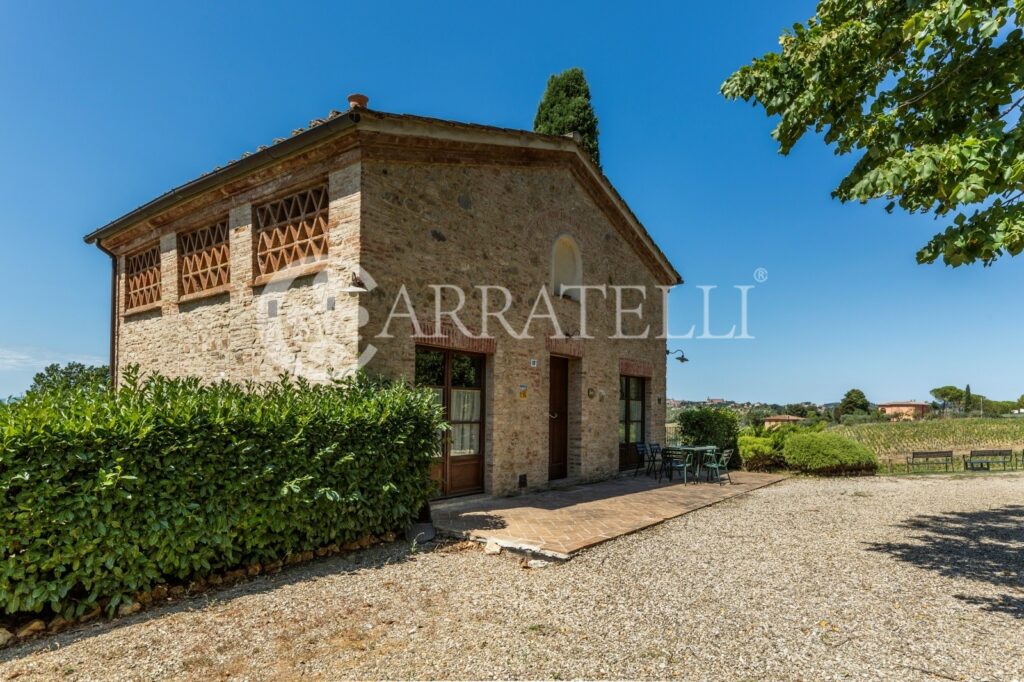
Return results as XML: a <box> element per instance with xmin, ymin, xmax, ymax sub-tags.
<box><xmin>663</xmin><ymin>445</ymin><xmax>718</xmax><ymax>481</ymax></box>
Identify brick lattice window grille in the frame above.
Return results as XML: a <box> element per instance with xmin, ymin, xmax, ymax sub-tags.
<box><xmin>124</xmin><ymin>244</ymin><xmax>162</xmax><ymax>311</ymax></box>
<box><xmin>254</xmin><ymin>185</ymin><xmax>329</xmax><ymax>278</ymax></box>
<box><xmin>178</xmin><ymin>219</ymin><xmax>230</xmax><ymax>296</ymax></box>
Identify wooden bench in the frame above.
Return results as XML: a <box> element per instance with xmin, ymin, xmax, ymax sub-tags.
<box><xmin>907</xmin><ymin>450</ymin><xmax>953</xmax><ymax>472</ymax></box>
<box><xmin>963</xmin><ymin>450</ymin><xmax>1016</xmax><ymax>472</ymax></box>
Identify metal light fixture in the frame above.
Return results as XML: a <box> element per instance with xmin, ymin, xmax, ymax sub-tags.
<box><xmin>340</xmin><ymin>271</ymin><xmax>368</xmax><ymax>294</ymax></box>
<box><xmin>667</xmin><ymin>349</ymin><xmax>689</xmax><ymax>364</ymax></box>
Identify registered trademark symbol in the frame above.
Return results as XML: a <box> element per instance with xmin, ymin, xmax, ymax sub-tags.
<box><xmin>753</xmin><ymin>267</ymin><xmax>768</xmax><ymax>283</ymax></box>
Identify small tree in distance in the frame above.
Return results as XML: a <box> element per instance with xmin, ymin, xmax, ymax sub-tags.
<box><xmin>534</xmin><ymin>67</ymin><xmax>601</xmax><ymax>167</ymax></box>
<box><xmin>930</xmin><ymin>386</ymin><xmax>963</xmax><ymax>407</ymax></box>
<box><xmin>26</xmin><ymin>362</ymin><xmax>109</xmax><ymax>396</ymax></box>
<box><xmin>838</xmin><ymin>389</ymin><xmax>870</xmax><ymax>416</ymax></box>
<box><xmin>784</xmin><ymin>403</ymin><xmax>809</xmax><ymax>418</ymax></box>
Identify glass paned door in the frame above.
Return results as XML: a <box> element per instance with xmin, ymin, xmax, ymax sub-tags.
<box><xmin>415</xmin><ymin>347</ymin><xmax>485</xmax><ymax>497</ymax></box>
<box><xmin>618</xmin><ymin>375</ymin><xmax>646</xmax><ymax>470</ymax></box>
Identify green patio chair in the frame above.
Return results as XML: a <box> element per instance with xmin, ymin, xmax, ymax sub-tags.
<box><xmin>633</xmin><ymin>443</ymin><xmax>652</xmax><ymax>477</ymax></box>
<box><xmin>703</xmin><ymin>449</ymin><xmax>733</xmax><ymax>485</ymax></box>
<box><xmin>647</xmin><ymin>443</ymin><xmax>663</xmax><ymax>476</ymax></box>
<box><xmin>661</xmin><ymin>449</ymin><xmax>696</xmax><ymax>483</ymax></box>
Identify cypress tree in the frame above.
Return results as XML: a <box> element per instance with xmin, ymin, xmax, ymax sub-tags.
<box><xmin>534</xmin><ymin>68</ymin><xmax>601</xmax><ymax>167</ymax></box>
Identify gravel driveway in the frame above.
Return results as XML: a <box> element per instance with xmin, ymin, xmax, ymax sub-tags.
<box><xmin>2</xmin><ymin>474</ymin><xmax>1023</xmax><ymax>681</ymax></box>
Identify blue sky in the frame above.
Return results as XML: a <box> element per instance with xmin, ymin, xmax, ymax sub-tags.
<box><xmin>1</xmin><ymin>1</ymin><xmax>1022</xmax><ymax>404</ymax></box>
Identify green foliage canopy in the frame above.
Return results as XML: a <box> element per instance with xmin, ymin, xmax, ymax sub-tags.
<box><xmin>534</xmin><ymin>67</ymin><xmax>601</xmax><ymax>166</ymax></box>
<box><xmin>743</xmin><ymin>405</ymin><xmax>773</xmax><ymax>429</ymax></box>
<box><xmin>26</xmin><ymin>362</ymin><xmax>109</xmax><ymax>396</ymax></box>
<box><xmin>784</xmin><ymin>403</ymin><xmax>810</xmax><ymax>418</ymax></box>
<box><xmin>676</xmin><ymin>407</ymin><xmax>740</xmax><ymax>462</ymax></box>
<box><xmin>930</xmin><ymin>385</ymin><xmax>965</xmax><ymax>405</ymax></box>
<box><xmin>930</xmin><ymin>384</ymin><xmax>1018</xmax><ymax>413</ymax></box>
<box><xmin>839</xmin><ymin>388</ymin><xmax>871</xmax><ymax>415</ymax></box>
<box><xmin>722</xmin><ymin>1</ymin><xmax>1024</xmax><ymax>266</ymax></box>
<box><xmin>980</xmin><ymin>398</ymin><xmax>1018</xmax><ymax>414</ymax></box>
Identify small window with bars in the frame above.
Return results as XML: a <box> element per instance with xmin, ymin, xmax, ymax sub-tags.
<box><xmin>124</xmin><ymin>244</ymin><xmax>162</xmax><ymax>312</ymax></box>
<box><xmin>178</xmin><ymin>219</ymin><xmax>230</xmax><ymax>297</ymax></box>
<box><xmin>253</xmin><ymin>184</ymin><xmax>329</xmax><ymax>279</ymax></box>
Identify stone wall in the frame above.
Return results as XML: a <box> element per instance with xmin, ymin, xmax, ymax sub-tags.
<box><xmin>108</xmin><ymin>138</ymin><xmax>672</xmax><ymax>498</ymax></box>
<box><xmin>115</xmin><ymin>159</ymin><xmax>363</xmax><ymax>384</ymax></box>
<box><xmin>357</xmin><ymin>160</ymin><xmax>668</xmax><ymax>495</ymax></box>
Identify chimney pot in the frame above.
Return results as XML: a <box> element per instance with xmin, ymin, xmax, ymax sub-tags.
<box><xmin>347</xmin><ymin>93</ymin><xmax>369</xmax><ymax>109</ymax></box>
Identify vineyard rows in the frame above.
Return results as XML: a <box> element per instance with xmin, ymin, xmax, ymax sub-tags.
<box><xmin>830</xmin><ymin>418</ymin><xmax>1024</xmax><ymax>461</ymax></box>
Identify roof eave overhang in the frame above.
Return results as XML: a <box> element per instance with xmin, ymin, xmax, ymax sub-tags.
<box><xmin>83</xmin><ymin>110</ymin><xmax>362</xmax><ymax>245</ymax></box>
<box><xmin>83</xmin><ymin>108</ymin><xmax>683</xmax><ymax>287</ymax></box>
<box><xmin>569</xmin><ymin>143</ymin><xmax>684</xmax><ymax>287</ymax></box>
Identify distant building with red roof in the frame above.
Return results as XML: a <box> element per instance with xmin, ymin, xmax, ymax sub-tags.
<box><xmin>763</xmin><ymin>414</ymin><xmax>805</xmax><ymax>429</ymax></box>
<box><xmin>878</xmin><ymin>401</ymin><xmax>930</xmax><ymax>421</ymax></box>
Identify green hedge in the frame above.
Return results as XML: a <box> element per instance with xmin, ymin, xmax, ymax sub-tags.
<box><xmin>0</xmin><ymin>370</ymin><xmax>443</xmax><ymax>619</ymax></box>
<box><xmin>738</xmin><ymin>435</ymin><xmax>785</xmax><ymax>471</ymax></box>
<box><xmin>783</xmin><ymin>432</ymin><xmax>879</xmax><ymax>475</ymax></box>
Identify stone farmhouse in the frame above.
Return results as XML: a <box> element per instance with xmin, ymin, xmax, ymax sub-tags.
<box><xmin>763</xmin><ymin>414</ymin><xmax>806</xmax><ymax>430</ymax></box>
<box><xmin>877</xmin><ymin>401</ymin><xmax>931</xmax><ymax>421</ymax></box>
<box><xmin>84</xmin><ymin>94</ymin><xmax>682</xmax><ymax>497</ymax></box>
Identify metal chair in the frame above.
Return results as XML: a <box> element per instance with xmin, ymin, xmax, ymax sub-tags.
<box><xmin>703</xmin><ymin>449</ymin><xmax>733</xmax><ymax>485</ymax></box>
<box><xmin>633</xmin><ymin>443</ymin><xmax>651</xmax><ymax>477</ymax></box>
<box><xmin>647</xmin><ymin>443</ymin><xmax>663</xmax><ymax>476</ymax></box>
<box><xmin>661</xmin><ymin>449</ymin><xmax>696</xmax><ymax>483</ymax></box>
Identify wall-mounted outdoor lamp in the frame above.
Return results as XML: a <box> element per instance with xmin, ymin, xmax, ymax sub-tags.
<box><xmin>340</xmin><ymin>271</ymin><xmax>368</xmax><ymax>294</ymax></box>
<box><xmin>667</xmin><ymin>349</ymin><xmax>689</xmax><ymax>364</ymax></box>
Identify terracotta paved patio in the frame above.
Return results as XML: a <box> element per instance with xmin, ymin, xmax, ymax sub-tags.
<box><xmin>432</xmin><ymin>471</ymin><xmax>787</xmax><ymax>559</ymax></box>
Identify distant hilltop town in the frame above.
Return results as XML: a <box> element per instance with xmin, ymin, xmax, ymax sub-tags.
<box><xmin>667</xmin><ymin>398</ymin><xmax>833</xmax><ymax>412</ymax></box>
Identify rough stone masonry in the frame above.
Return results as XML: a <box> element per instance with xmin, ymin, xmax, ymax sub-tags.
<box><xmin>85</xmin><ymin>102</ymin><xmax>682</xmax><ymax>497</ymax></box>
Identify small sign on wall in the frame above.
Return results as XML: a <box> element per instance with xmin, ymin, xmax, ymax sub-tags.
<box><xmin>518</xmin><ymin>384</ymin><xmax>528</xmax><ymax>400</ymax></box>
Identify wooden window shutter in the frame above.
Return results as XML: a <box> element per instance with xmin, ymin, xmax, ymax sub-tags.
<box><xmin>124</xmin><ymin>244</ymin><xmax>162</xmax><ymax>311</ymax></box>
<box><xmin>178</xmin><ymin>219</ymin><xmax>230</xmax><ymax>296</ymax></box>
<box><xmin>253</xmin><ymin>185</ymin><xmax>329</xmax><ymax>278</ymax></box>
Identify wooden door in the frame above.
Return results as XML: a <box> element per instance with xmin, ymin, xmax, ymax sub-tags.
<box><xmin>415</xmin><ymin>347</ymin><xmax>485</xmax><ymax>497</ymax></box>
<box><xmin>548</xmin><ymin>356</ymin><xmax>569</xmax><ymax>481</ymax></box>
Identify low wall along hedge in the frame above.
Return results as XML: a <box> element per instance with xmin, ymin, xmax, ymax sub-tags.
<box><xmin>783</xmin><ymin>432</ymin><xmax>879</xmax><ymax>475</ymax></box>
<box><xmin>0</xmin><ymin>370</ymin><xmax>443</xmax><ymax>620</ymax></box>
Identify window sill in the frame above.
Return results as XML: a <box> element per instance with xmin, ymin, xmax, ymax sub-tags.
<box><xmin>250</xmin><ymin>260</ymin><xmax>328</xmax><ymax>288</ymax></box>
<box><xmin>178</xmin><ymin>284</ymin><xmax>232</xmax><ymax>304</ymax></box>
<box><xmin>123</xmin><ymin>301</ymin><xmax>162</xmax><ymax>318</ymax></box>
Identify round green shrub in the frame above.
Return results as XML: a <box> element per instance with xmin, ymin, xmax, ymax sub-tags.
<box><xmin>783</xmin><ymin>432</ymin><xmax>879</xmax><ymax>475</ymax></box>
<box><xmin>738</xmin><ymin>435</ymin><xmax>785</xmax><ymax>471</ymax></box>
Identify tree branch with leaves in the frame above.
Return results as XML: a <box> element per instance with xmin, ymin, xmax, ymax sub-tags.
<box><xmin>722</xmin><ymin>0</ymin><xmax>1024</xmax><ymax>266</ymax></box>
